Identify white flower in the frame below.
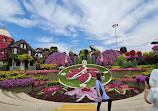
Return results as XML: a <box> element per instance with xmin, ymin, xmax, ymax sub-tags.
<box><xmin>61</xmin><ymin>73</ymin><xmax>66</xmax><ymax>76</ymax></box>
<box><xmin>80</xmin><ymin>83</ymin><xmax>87</xmax><ymax>88</ymax></box>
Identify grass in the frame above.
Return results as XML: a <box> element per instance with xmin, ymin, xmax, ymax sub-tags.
<box><xmin>59</xmin><ymin>64</ymin><xmax>111</xmax><ymax>87</ymax></box>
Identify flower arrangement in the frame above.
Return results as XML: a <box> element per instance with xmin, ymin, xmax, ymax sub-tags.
<box><xmin>65</xmin><ymin>87</ymin><xmax>97</xmax><ymax>102</ymax></box>
<box><xmin>0</xmin><ymin>78</ymin><xmax>35</xmax><ymax>88</ymax></box>
<box><xmin>45</xmin><ymin>52</ymin><xmax>73</xmax><ymax>66</ymax></box>
<box><xmin>122</xmin><ymin>78</ymin><xmax>137</xmax><ymax>83</ymax></box>
<box><xmin>96</xmin><ymin>49</ymin><xmax>120</xmax><ymax>66</ymax></box>
<box><xmin>105</xmin><ymin>82</ymin><xmax>139</xmax><ymax>95</ymax></box>
<box><xmin>152</xmin><ymin>45</ymin><xmax>158</xmax><ymax>51</ymax></box>
<box><xmin>34</xmin><ymin>86</ymin><xmax>67</xmax><ymax>96</ymax></box>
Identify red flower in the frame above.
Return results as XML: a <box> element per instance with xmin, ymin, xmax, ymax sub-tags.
<box><xmin>130</xmin><ymin>50</ymin><xmax>136</xmax><ymax>56</ymax></box>
<box><xmin>137</xmin><ymin>51</ymin><xmax>142</xmax><ymax>56</ymax></box>
<box><xmin>125</xmin><ymin>52</ymin><xmax>130</xmax><ymax>56</ymax></box>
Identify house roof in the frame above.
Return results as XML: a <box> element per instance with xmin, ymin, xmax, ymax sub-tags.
<box><xmin>10</xmin><ymin>39</ymin><xmax>35</xmax><ymax>51</ymax></box>
<box><xmin>0</xmin><ymin>27</ymin><xmax>12</xmax><ymax>37</ymax></box>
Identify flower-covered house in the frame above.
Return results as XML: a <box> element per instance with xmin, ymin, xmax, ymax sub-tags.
<box><xmin>0</xmin><ymin>27</ymin><xmax>14</xmax><ymax>65</ymax></box>
<box><xmin>9</xmin><ymin>39</ymin><xmax>37</xmax><ymax>70</ymax></box>
<box><xmin>0</xmin><ymin>27</ymin><xmax>37</xmax><ymax>71</ymax></box>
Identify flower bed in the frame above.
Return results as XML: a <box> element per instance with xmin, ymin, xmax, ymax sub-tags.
<box><xmin>109</xmin><ymin>67</ymin><xmax>147</xmax><ymax>71</ymax></box>
<box><xmin>25</xmin><ymin>70</ymin><xmax>56</xmax><ymax>74</ymax></box>
<box><xmin>0</xmin><ymin>78</ymin><xmax>35</xmax><ymax>88</ymax></box>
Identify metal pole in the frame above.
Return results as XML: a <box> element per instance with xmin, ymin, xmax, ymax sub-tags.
<box><xmin>112</xmin><ymin>24</ymin><xmax>118</xmax><ymax>50</ymax></box>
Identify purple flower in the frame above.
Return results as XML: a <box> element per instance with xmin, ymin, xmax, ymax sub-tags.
<box><xmin>0</xmin><ymin>78</ymin><xmax>35</xmax><ymax>88</ymax></box>
<box><xmin>136</xmin><ymin>75</ymin><xmax>147</xmax><ymax>83</ymax></box>
<box><xmin>96</xmin><ymin>49</ymin><xmax>120</xmax><ymax>66</ymax></box>
<box><xmin>44</xmin><ymin>52</ymin><xmax>73</xmax><ymax>66</ymax></box>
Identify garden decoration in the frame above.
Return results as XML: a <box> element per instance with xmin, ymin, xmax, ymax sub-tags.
<box><xmin>59</xmin><ymin>64</ymin><xmax>111</xmax><ymax>88</ymax></box>
<box><xmin>105</xmin><ymin>81</ymin><xmax>139</xmax><ymax>95</ymax></box>
<box><xmin>35</xmin><ymin>86</ymin><xmax>68</xmax><ymax>96</ymax></box>
<box><xmin>45</xmin><ymin>52</ymin><xmax>73</xmax><ymax>67</ymax></box>
<box><xmin>65</xmin><ymin>87</ymin><xmax>97</xmax><ymax>102</ymax></box>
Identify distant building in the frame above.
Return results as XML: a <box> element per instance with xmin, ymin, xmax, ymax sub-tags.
<box><xmin>0</xmin><ymin>27</ymin><xmax>37</xmax><ymax>70</ymax></box>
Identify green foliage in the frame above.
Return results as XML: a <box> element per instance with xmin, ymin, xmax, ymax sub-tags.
<box><xmin>17</xmin><ymin>54</ymin><xmax>34</xmax><ymax>61</ymax></box>
<box><xmin>38</xmin><ymin>57</ymin><xmax>45</xmax><ymax>64</ymax></box>
<box><xmin>143</xmin><ymin>52</ymin><xmax>149</xmax><ymax>58</ymax></box>
<box><xmin>49</xmin><ymin>48</ymin><xmax>58</xmax><ymax>53</ymax></box>
<box><xmin>95</xmin><ymin>49</ymin><xmax>100</xmax><ymax>53</ymax></box>
<box><xmin>87</xmin><ymin>58</ymin><xmax>92</xmax><ymax>64</ymax></box>
<box><xmin>19</xmin><ymin>48</ymin><xmax>27</xmax><ymax>55</ymax></box>
<box><xmin>121</xmin><ymin>59</ymin><xmax>137</xmax><ymax>68</ymax></box>
<box><xmin>149</xmin><ymin>51</ymin><xmax>154</xmax><ymax>58</ymax></box>
<box><xmin>69</xmin><ymin>50</ymin><xmax>74</xmax><ymax>54</ymax></box>
<box><xmin>48</xmin><ymin>81</ymin><xmax>60</xmax><ymax>86</ymax></box>
<box><xmin>79</xmin><ymin>49</ymin><xmax>90</xmax><ymax>59</ymax></box>
<box><xmin>77</xmin><ymin>58</ymin><xmax>82</xmax><ymax>64</ymax></box>
<box><xmin>115</xmin><ymin>54</ymin><xmax>126</xmax><ymax>66</ymax></box>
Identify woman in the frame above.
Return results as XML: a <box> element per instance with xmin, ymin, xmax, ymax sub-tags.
<box><xmin>144</xmin><ymin>69</ymin><xmax>158</xmax><ymax>111</ymax></box>
<box><xmin>96</xmin><ymin>73</ymin><xmax>112</xmax><ymax>111</ymax></box>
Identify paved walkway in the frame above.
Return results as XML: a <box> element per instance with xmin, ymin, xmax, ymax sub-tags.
<box><xmin>0</xmin><ymin>89</ymin><xmax>152</xmax><ymax>111</ymax></box>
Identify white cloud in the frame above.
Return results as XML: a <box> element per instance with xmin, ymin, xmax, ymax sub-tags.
<box><xmin>37</xmin><ymin>37</ymin><xmax>53</xmax><ymax>43</ymax></box>
<box><xmin>0</xmin><ymin>0</ymin><xmax>158</xmax><ymax>52</ymax></box>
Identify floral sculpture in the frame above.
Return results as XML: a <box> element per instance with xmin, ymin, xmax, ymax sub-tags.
<box><xmin>96</xmin><ymin>49</ymin><xmax>121</xmax><ymax>66</ymax></box>
<box><xmin>152</xmin><ymin>45</ymin><xmax>158</xmax><ymax>51</ymax></box>
<box><xmin>45</xmin><ymin>52</ymin><xmax>73</xmax><ymax>66</ymax></box>
<box><xmin>65</xmin><ymin>67</ymin><xmax>99</xmax><ymax>83</ymax></box>
<box><xmin>65</xmin><ymin>87</ymin><xmax>97</xmax><ymax>102</ymax></box>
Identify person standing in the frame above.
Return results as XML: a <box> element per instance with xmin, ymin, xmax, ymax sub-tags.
<box><xmin>96</xmin><ymin>73</ymin><xmax>112</xmax><ymax>111</ymax></box>
<box><xmin>144</xmin><ymin>69</ymin><xmax>158</xmax><ymax>111</ymax></box>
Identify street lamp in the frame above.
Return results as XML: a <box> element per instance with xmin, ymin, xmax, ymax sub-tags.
<box><xmin>112</xmin><ymin>24</ymin><xmax>118</xmax><ymax>50</ymax></box>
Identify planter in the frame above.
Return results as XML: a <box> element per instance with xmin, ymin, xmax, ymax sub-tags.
<box><xmin>32</xmin><ymin>84</ymin><xmax>47</xmax><ymax>92</ymax></box>
<box><xmin>1</xmin><ymin>85</ymin><xmax>33</xmax><ymax>93</ymax></box>
<box><xmin>122</xmin><ymin>81</ymin><xmax>139</xmax><ymax>89</ymax></box>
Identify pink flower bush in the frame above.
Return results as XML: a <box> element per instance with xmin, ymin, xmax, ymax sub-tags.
<box><xmin>33</xmin><ymin>81</ymin><xmax>48</xmax><ymax>86</ymax></box>
<box><xmin>96</xmin><ymin>49</ymin><xmax>121</xmax><ymax>66</ymax></box>
<box><xmin>45</xmin><ymin>52</ymin><xmax>73</xmax><ymax>66</ymax></box>
<box><xmin>152</xmin><ymin>45</ymin><xmax>158</xmax><ymax>51</ymax></box>
<box><xmin>109</xmin><ymin>67</ymin><xmax>144</xmax><ymax>71</ymax></box>
<box><xmin>122</xmin><ymin>78</ymin><xmax>137</xmax><ymax>83</ymax></box>
<box><xmin>25</xmin><ymin>70</ymin><xmax>54</xmax><ymax>74</ymax></box>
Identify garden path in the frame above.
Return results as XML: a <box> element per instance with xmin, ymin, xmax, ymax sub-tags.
<box><xmin>0</xmin><ymin>89</ymin><xmax>152</xmax><ymax>111</ymax></box>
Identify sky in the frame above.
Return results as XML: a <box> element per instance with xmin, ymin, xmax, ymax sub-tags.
<box><xmin>0</xmin><ymin>0</ymin><xmax>158</xmax><ymax>54</ymax></box>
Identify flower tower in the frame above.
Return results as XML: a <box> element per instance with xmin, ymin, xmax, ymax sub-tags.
<box><xmin>0</xmin><ymin>27</ymin><xmax>14</xmax><ymax>62</ymax></box>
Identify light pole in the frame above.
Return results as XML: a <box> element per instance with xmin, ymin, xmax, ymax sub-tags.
<box><xmin>112</xmin><ymin>24</ymin><xmax>118</xmax><ymax>50</ymax></box>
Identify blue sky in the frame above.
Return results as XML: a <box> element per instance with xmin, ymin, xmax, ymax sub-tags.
<box><xmin>0</xmin><ymin>0</ymin><xmax>158</xmax><ymax>54</ymax></box>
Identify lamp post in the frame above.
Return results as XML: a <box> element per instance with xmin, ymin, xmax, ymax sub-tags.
<box><xmin>112</xmin><ymin>24</ymin><xmax>118</xmax><ymax>50</ymax></box>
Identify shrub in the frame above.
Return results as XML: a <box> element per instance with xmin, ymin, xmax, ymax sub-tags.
<box><xmin>44</xmin><ymin>52</ymin><xmax>73</xmax><ymax>66</ymax></box>
<box><xmin>96</xmin><ymin>49</ymin><xmax>120</xmax><ymax>66</ymax></box>
<box><xmin>143</xmin><ymin>52</ymin><xmax>149</xmax><ymax>58</ymax></box>
<box><xmin>130</xmin><ymin>50</ymin><xmax>136</xmax><ymax>56</ymax></box>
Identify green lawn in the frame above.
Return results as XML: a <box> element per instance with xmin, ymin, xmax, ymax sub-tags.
<box><xmin>58</xmin><ymin>64</ymin><xmax>111</xmax><ymax>88</ymax></box>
